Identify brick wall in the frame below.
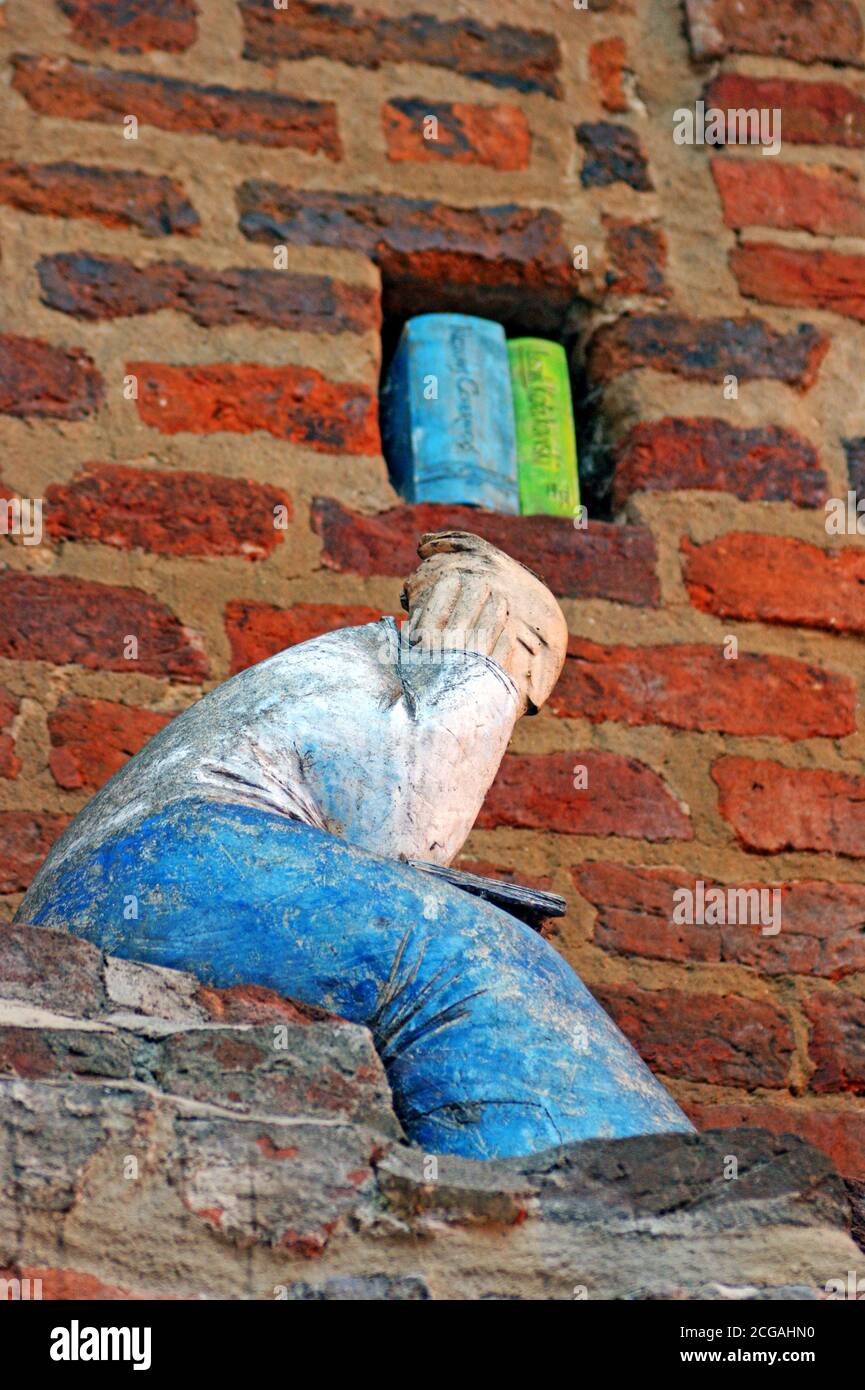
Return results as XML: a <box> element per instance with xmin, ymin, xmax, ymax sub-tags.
<box><xmin>1</xmin><ymin>0</ymin><xmax>864</xmax><ymax>1178</ymax></box>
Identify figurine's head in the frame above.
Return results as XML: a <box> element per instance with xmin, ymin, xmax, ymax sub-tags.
<box><xmin>400</xmin><ymin>530</ymin><xmax>568</xmax><ymax>715</ymax></box>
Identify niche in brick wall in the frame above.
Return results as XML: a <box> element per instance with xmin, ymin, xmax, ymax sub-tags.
<box><xmin>377</xmin><ymin>263</ymin><xmax>606</xmax><ymax>517</ymax></box>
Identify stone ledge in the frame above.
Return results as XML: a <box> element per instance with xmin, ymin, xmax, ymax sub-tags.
<box><xmin>0</xmin><ymin>924</ymin><xmax>860</xmax><ymax>1300</ymax></box>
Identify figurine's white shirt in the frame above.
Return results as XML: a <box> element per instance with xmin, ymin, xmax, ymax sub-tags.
<box><xmin>39</xmin><ymin>620</ymin><xmax>521</xmax><ymax>881</ymax></box>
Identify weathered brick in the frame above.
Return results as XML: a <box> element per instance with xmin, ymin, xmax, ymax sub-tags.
<box><xmin>0</xmin><ymin>687</ymin><xmax>20</xmax><ymax>781</ymax></box>
<box><xmin>806</xmin><ymin>991</ymin><xmax>865</xmax><ymax>1094</ymax></box>
<box><xmin>576</xmin><ymin>121</ymin><xmax>652</xmax><ymax>190</ymax></box>
<box><xmin>685</xmin><ymin>0</ymin><xmax>864</xmax><ymax>66</ymax></box>
<box><xmin>0</xmin><ymin>573</ymin><xmax>207</xmax><ymax>681</ymax></box>
<box><xmin>706</xmin><ymin>74</ymin><xmax>865</xmax><ymax>148</ymax></box>
<box><xmin>0</xmin><ymin>161</ymin><xmax>199</xmax><ymax>237</ymax></box>
<box><xmin>226</xmin><ymin>601</ymin><xmax>387</xmax><ymax>674</ymax></box>
<box><xmin>0</xmin><ymin>813</ymin><xmax>69</xmax><ymax>894</ymax></box>
<box><xmin>237</xmin><ymin>184</ymin><xmax>572</xmax><ymax>325</ymax></box>
<box><xmin>12</xmin><ymin>55</ymin><xmax>342</xmax><ymax>155</ymax></box>
<box><xmin>552</xmin><ymin>638</ymin><xmax>852</xmax><ymax>739</ymax></box>
<box><xmin>129</xmin><ymin>363</ymin><xmax>379</xmax><ymax>454</ymax></box>
<box><xmin>711</xmin><ymin>158</ymin><xmax>865</xmax><ymax>238</ymax></box>
<box><xmin>59</xmin><ymin>0</ymin><xmax>199</xmax><ymax>53</ymax></box>
<box><xmin>683</xmin><ymin>532</ymin><xmax>865</xmax><ymax>635</ymax></box>
<box><xmin>0</xmin><ymin>922</ymin><xmax>107</xmax><ymax>1017</ymax></box>
<box><xmin>594</xmin><ymin>982</ymin><xmax>793</xmax><ymax>1088</ymax></box>
<box><xmin>844</xmin><ymin>436</ymin><xmax>865</xmax><ymax>494</ymax></box>
<box><xmin>732</xmin><ymin>242</ymin><xmax>865</xmax><ymax>324</ymax></box>
<box><xmin>684</xmin><ymin>1100</ymin><xmax>865</xmax><ymax>1179</ymax></box>
<box><xmin>574</xmin><ymin>862</ymin><xmax>865</xmax><ymax>979</ymax></box>
<box><xmin>589</xmin><ymin>36</ymin><xmax>629</xmax><ymax>113</ymax></box>
<box><xmin>713</xmin><ymin>756</ymin><xmax>865</xmax><ymax>858</ymax></box>
<box><xmin>382</xmin><ymin>98</ymin><xmax>530</xmax><ymax>171</ymax></box>
<box><xmin>44</xmin><ymin>461</ymin><xmax>291</xmax><ymax>559</ymax></box>
<box><xmin>587</xmin><ymin>314</ymin><xmax>829</xmax><ymax>389</ymax></box>
<box><xmin>603</xmin><ymin>219</ymin><xmax>668</xmax><ymax>298</ymax></box>
<box><xmin>238</xmin><ymin>0</ymin><xmax>563</xmax><ymax>97</ymax></box>
<box><xmin>38</xmin><ymin>253</ymin><xmax>378</xmax><ymax>333</ymax></box>
<box><xmin>310</xmin><ymin>498</ymin><xmax>661</xmax><ymax>606</ymax></box>
<box><xmin>476</xmin><ymin>752</ymin><xmax>692</xmax><ymax>841</ymax></box>
<box><xmin>48</xmin><ymin>696</ymin><xmax>171</xmax><ymax>792</ymax></box>
<box><xmin>612</xmin><ymin>417</ymin><xmax>827</xmax><ymax>510</ymax></box>
<box><xmin>0</xmin><ymin>334</ymin><xmax>104</xmax><ymax>420</ymax></box>
<box><xmin>195</xmin><ymin>982</ymin><xmax>335</xmax><ymax>1027</ymax></box>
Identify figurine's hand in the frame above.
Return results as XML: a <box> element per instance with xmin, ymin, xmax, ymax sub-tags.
<box><xmin>404</xmin><ymin>552</ymin><xmax>513</xmax><ymax>668</ymax></box>
<box><xmin>401</xmin><ymin>531</ymin><xmax>568</xmax><ymax>714</ymax></box>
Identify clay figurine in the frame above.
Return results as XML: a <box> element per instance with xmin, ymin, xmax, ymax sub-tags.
<box><xmin>17</xmin><ymin>531</ymin><xmax>693</xmax><ymax>1159</ymax></box>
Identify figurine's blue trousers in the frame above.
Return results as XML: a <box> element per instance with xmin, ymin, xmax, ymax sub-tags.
<box><xmin>23</xmin><ymin>798</ymin><xmax>691</xmax><ymax>1159</ymax></box>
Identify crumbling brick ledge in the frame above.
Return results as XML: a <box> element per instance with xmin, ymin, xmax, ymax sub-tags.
<box><xmin>0</xmin><ymin>923</ymin><xmax>860</xmax><ymax>1301</ymax></box>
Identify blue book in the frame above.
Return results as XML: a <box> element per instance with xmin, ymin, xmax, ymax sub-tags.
<box><xmin>380</xmin><ymin>313</ymin><xmax>519</xmax><ymax>513</ymax></box>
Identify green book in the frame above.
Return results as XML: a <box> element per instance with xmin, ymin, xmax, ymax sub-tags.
<box><xmin>507</xmin><ymin>338</ymin><xmax>580</xmax><ymax>518</ymax></box>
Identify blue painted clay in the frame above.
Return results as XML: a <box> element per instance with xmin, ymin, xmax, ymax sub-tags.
<box><xmin>22</xmin><ymin>798</ymin><xmax>692</xmax><ymax>1159</ymax></box>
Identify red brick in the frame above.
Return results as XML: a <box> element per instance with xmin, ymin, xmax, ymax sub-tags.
<box><xmin>238</xmin><ymin>0</ymin><xmax>563</xmax><ymax>97</ymax></box>
<box><xmin>805</xmin><ymin>991</ymin><xmax>865</xmax><ymax>1094</ymax></box>
<box><xmin>713</xmin><ymin>756</ymin><xmax>865</xmax><ymax>858</ymax></box>
<box><xmin>603</xmin><ymin>219</ymin><xmax>668</xmax><ymax>298</ymax></box>
<box><xmin>226</xmin><ymin>601</ymin><xmax>387</xmax><ymax>674</ymax></box>
<box><xmin>129</xmin><ymin>363</ymin><xmax>378</xmax><ymax>454</ymax></box>
<box><xmin>12</xmin><ymin>55</ymin><xmax>342</xmax><ymax>156</ymax></box>
<box><xmin>595</xmin><ymin>982</ymin><xmax>793</xmax><ymax>1087</ymax></box>
<box><xmin>574</xmin><ymin>862</ymin><xmax>865</xmax><ymax>979</ymax></box>
<box><xmin>48</xmin><ymin>696</ymin><xmax>171</xmax><ymax>792</ymax></box>
<box><xmin>310</xmin><ymin>498</ymin><xmax>660</xmax><ymax>606</ymax></box>
<box><xmin>39</xmin><ymin>254</ymin><xmax>378</xmax><ymax>333</ymax></box>
<box><xmin>712</xmin><ymin>158</ymin><xmax>865</xmax><ymax>238</ymax></box>
<box><xmin>588</xmin><ymin>314</ymin><xmax>829</xmax><ymax>389</ymax></box>
<box><xmin>0</xmin><ymin>334</ymin><xmax>103</xmax><ymax>420</ymax></box>
<box><xmin>59</xmin><ymin>0</ymin><xmax>199</xmax><ymax>53</ymax></box>
<box><xmin>0</xmin><ymin>812</ymin><xmax>69</xmax><ymax>893</ymax></box>
<box><xmin>732</xmin><ymin>241</ymin><xmax>865</xmax><ymax>324</ymax></box>
<box><xmin>684</xmin><ymin>1099</ymin><xmax>865</xmax><ymax>1180</ymax></box>
<box><xmin>44</xmin><ymin>462</ymin><xmax>291</xmax><ymax>559</ymax></box>
<box><xmin>476</xmin><ymin>751</ymin><xmax>692</xmax><ymax>841</ymax></box>
<box><xmin>0</xmin><ymin>686</ymin><xmax>20</xmax><ymax>781</ymax></box>
<box><xmin>589</xmin><ymin>36</ymin><xmax>629</xmax><ymax>113</ymax></box>
<box><xmin>382</xmin><ymin>98</ymin><xmax>530</xmax><ymax>171</ymax></box>
<box><xmin>576</xmin><ymin>121</ymin><xmax>652</xmax><ymax>190</ymax></box>
<box><xmin>0</xmin><ymin>161</ymin><xmax>199</xmax><ymax>237</ymax></box>
<box><xmin>613</xmin><ymin>417</ymin><xmax>826</xmax><ymax>510</ymax></box>
<box><xmin>237</xmin><ymin>185</ymin><xmax>572</xmax><ymax>330</ymax></box>
<box><xmin>706</xmin><ymin>74</ymin><xmax>865</xmax><ymax>148</ymax></box>
<box><xmin>685</xmin><ymin>0</ymin><xmax>864</xmax><ymax>66</ymax></box>
<box><xmin>0</xmin><ymin>573</ymin><xmax>207</xmax><ymax>682</ymax></box>
<box><xmin>683</xmin><ymin>532</ymin><xmax>865</xmax><ymax>635</ymax></box>
<box><xmin>553</xmin><ymin>638</ymin><xmax>852</xmax><ymax>739</ymax></box>
<box><xmin>195</xmin><ymin>982</ymin><xmax>335</xmax><ymax>1027</ymax></box>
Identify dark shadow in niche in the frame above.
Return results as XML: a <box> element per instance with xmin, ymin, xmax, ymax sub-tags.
<box><xmin>376</xmin><ymin>267</ymin><xmax>615</xmax><ymax>520</ymax></box>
